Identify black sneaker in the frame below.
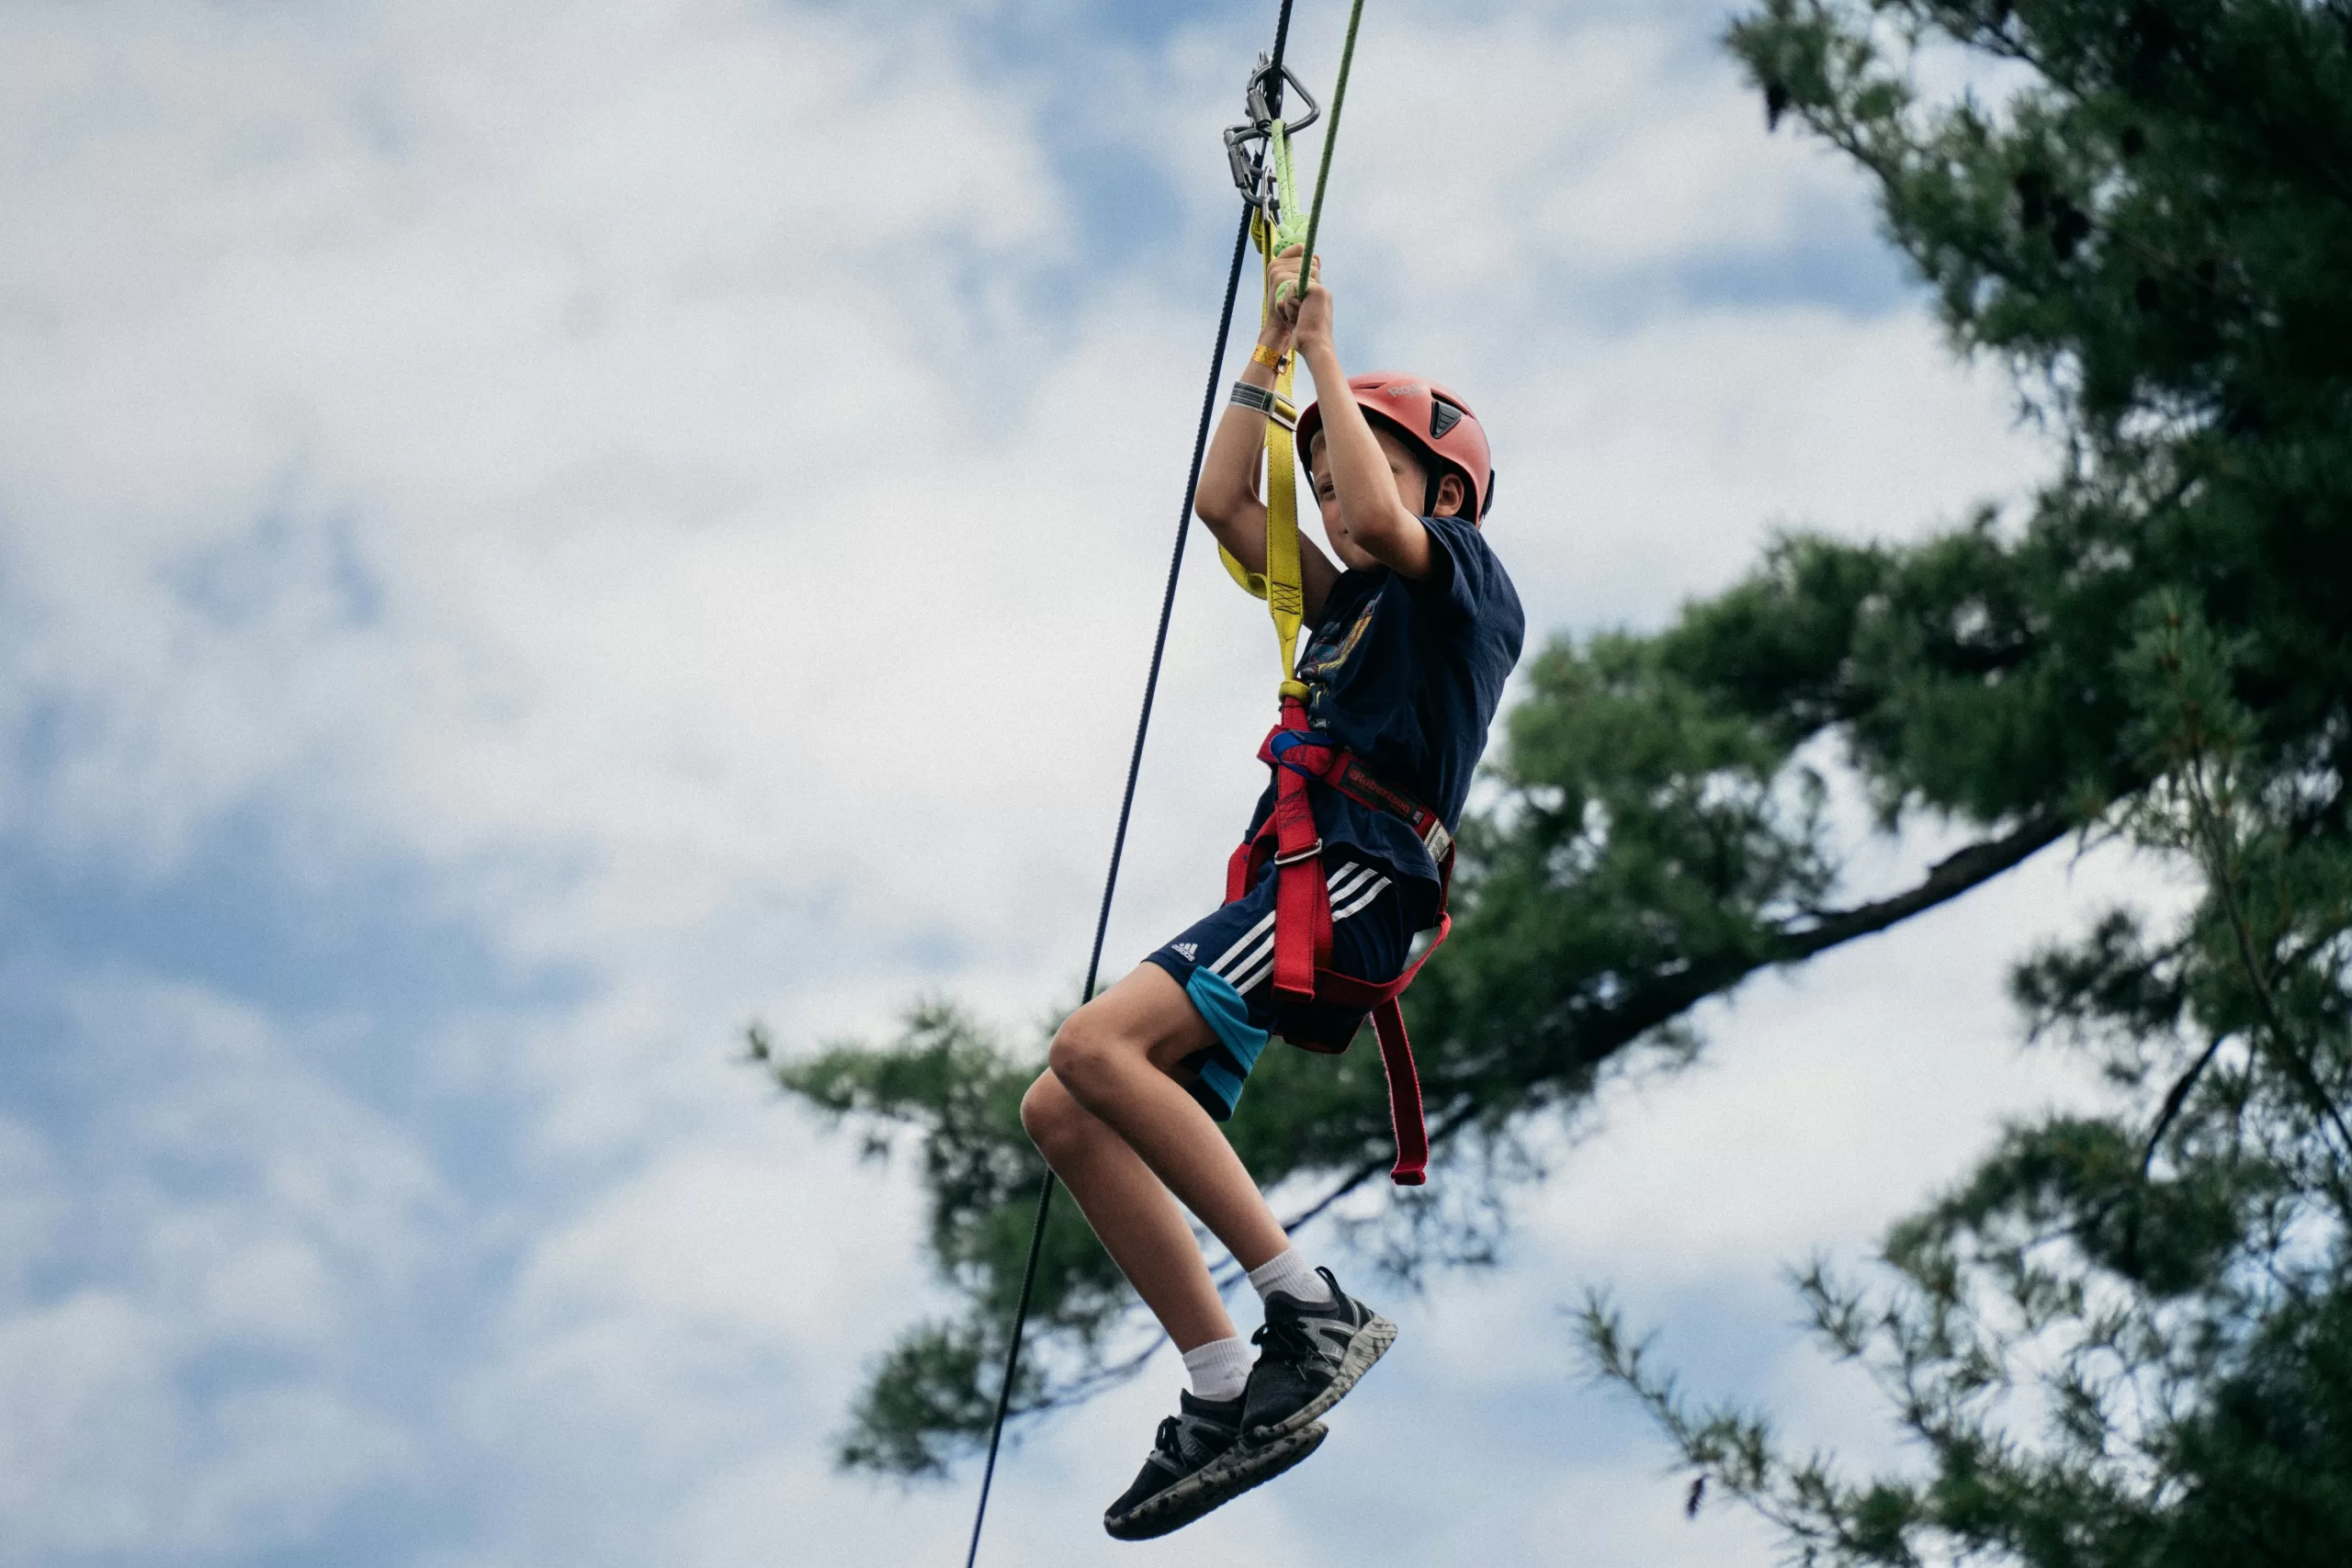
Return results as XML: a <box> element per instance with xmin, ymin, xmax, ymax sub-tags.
<box><xmin>1102</xmin><ymin>1390</ymin><xmax>1329</xmax><ymax>1541</ymax></box>
<box><xmin>1240</xmin><ymin>1268</ymin><xmax>1396</xmax><ymax>1443</ymax></box>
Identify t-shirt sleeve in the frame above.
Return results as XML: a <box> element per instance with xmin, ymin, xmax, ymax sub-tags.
<box><xmin>1410</xmin><ymin>513</ymin><xmax>1511</xmax><ymax>625</ymax></box>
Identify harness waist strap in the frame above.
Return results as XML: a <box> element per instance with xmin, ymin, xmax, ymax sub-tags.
<box><xmin>1261</xmin><ymin>728</ymin><xmax>1454</xmax><ymax>867</ymax></box>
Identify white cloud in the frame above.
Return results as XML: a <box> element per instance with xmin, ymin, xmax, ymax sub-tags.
<box><xmin>0</xmin><ymin>1119</ymin><xmax>63</xmax><ymax>1303</ymax></box>
<box><xmin>0</xmin><ymin>1</ymin><xmax>2121</xmax><ymax>1563</ymax></box>
<box><xmin>0</xmin><ymin>1290</ymin><xmax>185</xmax><ymax>1556</ymax></box>
<box><xmin>0</xmin><ymin>973</ymin><xmax>435</xmax><ymax>1559</ymax></box>
<box><xmin>0</xmin><ymin>0</ymin><xmax>2051</xmax><ymax>1032</ymax></box>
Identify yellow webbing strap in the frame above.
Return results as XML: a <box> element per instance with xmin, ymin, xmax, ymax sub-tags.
<box><xmin>1258</xmin><ymin>309</ymin><xmax>1306</xmax><ymax>684</ymax></box>
<box><xmin>1216</xmin><ymin>119</ymin><xmax>1310</xmax><ymax>691</ymax></box>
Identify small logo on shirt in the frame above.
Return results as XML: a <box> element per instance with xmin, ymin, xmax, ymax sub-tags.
<box><xmin>1172</xmin><ymin>942</ymin><xmax>1199</xmax><ymax>962</ymax></box>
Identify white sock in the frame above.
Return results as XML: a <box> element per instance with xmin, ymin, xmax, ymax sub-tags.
<box><xmin>1181</xmin><ymin>1335</ymin><xmax>1251</xmax><ymax>1403</ymax></box>
<box><xmin>1247</xmin><ymin>1247</ymin><xmax>1334</xmax><ymax>1306</ymax></box>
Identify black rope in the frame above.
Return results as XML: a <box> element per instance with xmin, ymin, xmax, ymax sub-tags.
<box><xmin>958</xmin><ymin>9</ymin><xmax>1301</xmax><ymax>1563</ymax></box>
<box><xmin>958</xmin><ymin>201</ymin><xmax>1250</xmax><ymax>1568</ymax></box>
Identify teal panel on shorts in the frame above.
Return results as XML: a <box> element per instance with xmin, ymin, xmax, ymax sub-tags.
<box><xmin>1183</xmin><ymin>966</ymin><xmax>1270</xmax><ymax>1120</ymax></box>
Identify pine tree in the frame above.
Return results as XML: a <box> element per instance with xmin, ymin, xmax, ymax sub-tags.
<box><xmin>759</xmin><ymin>0</ymin><xmax>2352</xmax><ymax>1517</ymax></box>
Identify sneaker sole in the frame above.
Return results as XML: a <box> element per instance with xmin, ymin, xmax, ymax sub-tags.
<box><xmin>1102</xmin><ymin>1420</ymin><xmax>1329</xmax><ymax>1541</ymax></box>
<box><xmin>1247</xmin><ymin>1313</ymin><xmax>1396</xmax><ymax>1444</ymax></box>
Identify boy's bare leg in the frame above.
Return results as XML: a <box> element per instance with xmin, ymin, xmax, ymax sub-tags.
<box><xmin>1021</xmin><ymin>1072</ymin><xmax>1238</xmax><ymax>1349</ymax></box>
<box><xmin>1020</xmin><ymin>964</ymin><xmax>1293</xmax><ymax>1349</ymax></box>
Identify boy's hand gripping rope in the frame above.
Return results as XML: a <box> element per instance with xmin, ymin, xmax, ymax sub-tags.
<box><xmin>1218</xmin><ymin>0</ymin><xmax>1369</xmax><ymax>697</ymax></box>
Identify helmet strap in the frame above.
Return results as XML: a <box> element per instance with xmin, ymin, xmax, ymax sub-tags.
<box><xmin>1423</xmin><ymin>463</ymin><xmax>1474</xmax><ymax>519</ymax></box>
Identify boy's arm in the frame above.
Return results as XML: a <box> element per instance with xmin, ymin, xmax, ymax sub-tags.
<box><xmin>1193</xmin><ymin>252</ymin><xmax>1342</xmax><ymax>619</ymax></box>
<box><xmin>1289</xmin><ymin>265</ymin><xmax>1435</xmax><ymax>581</ymax></box>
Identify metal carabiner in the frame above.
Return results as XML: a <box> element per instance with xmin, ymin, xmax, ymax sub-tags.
<box><xmin>1221</xmin><ymin>51</ymin><xmax>1321</xmax><ymax>205</ymax></box>
<box><xmin>1246</xmin><ymin>53</ymin><xmax>1319</xmax><ymax>137</ymax></box>
<box><xmin>1223</xmin><ymin>120</ymin><xmax>1270</xmax><ymax>205</ymax></box>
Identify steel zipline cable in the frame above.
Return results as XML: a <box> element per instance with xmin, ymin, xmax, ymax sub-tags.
<box><xmin>958</xmin><ymin>0</ymin><xmax>1373</xmax><ymax>1558</ymax></box>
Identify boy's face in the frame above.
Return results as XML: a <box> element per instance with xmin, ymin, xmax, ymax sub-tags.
<box><xmin>1304</xmin><ymin>428</ymin><xmax>1467</xmax><ymax>570</ymax></box>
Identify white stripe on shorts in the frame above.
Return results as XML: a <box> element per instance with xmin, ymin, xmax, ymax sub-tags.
<box><xmin>1208</xmin><ymin>908</ymin><xmax>1277</xmax><ymax>976</ymax></box>
<box><xmin>1216</xmin><ymin>930</ymin><xmax>1275</xmax><ymax>986</ymax></box>
<box><xmin>1209</xmin><ymin>865</ymin><xmax>1369</xmax><ymax>983</ymax></box>
<box><xmin>1330</xmin><ymin>872</ymin><xmax>1393</xmax><ymax>922</ymax></box>
<box><xmin>1228</xmin><ymin>862</ymin><xmax>1393</xmax><ymax>996</ymax></box>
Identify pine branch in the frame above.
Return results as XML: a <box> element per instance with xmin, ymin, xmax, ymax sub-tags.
<box><xmin>1775</xmin><ymin>812</ymin><xmax>2072</xmax><ymax>960</ymax></box>
<box><xmin>1271</xmin><ymin>815</ymin><xmax>2081</xmax><ymax>1235</ymax></box>
<box><xmin>2143</xmin><ymin>1032</ymin><xmax>2229</xmax><ymax>1177</ymax></box>
<box><xmin>1516</xmin><ymin>811</ymin><xmax>2070</xmax><ymax>1082</ymax></box>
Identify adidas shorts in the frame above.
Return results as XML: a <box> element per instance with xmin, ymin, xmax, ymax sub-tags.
<box><xmin>1143</xmin><ymin>852</ymin><xmax>1433</xmax><ymax>1122</ymax></box>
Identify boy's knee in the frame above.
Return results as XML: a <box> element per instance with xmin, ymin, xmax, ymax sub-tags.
<box><xmin>1046</xmin><ymin>1008</ymin><xmax>1121</xmax><ymax>1100</ymax></box>
<box><xmin>1019</xmin><ymin>1069</ymin><xmax>1077</xmax><ymax>1152</ymax></box>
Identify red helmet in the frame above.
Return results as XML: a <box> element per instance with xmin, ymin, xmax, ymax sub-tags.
<box><xmin>1294</xmin><ymin>372</ymin><xmax>1495</xmax><ymax>520</ymax></box>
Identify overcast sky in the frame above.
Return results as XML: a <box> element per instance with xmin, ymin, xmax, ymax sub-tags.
<box><xmin>0</xmin><ymin>2</ymin><xmax>2143</xmax><ymax>1564</ymax></box>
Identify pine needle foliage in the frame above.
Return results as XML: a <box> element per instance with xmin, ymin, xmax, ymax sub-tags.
<box><xmin>1574</xmin><ymin>3</ymin><xmax>2352</xmax><ymax>1562</ymax></box>
<box><xmin>757</xmin><ymin>0</ymin><xmax>2352</xmax><ymax>1502</ymax></box>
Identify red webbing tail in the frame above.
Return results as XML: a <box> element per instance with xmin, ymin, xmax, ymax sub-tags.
<box><xmin>1371</xmin><ymin>999</ymin><xmax>1428</xmax><ymax>1185</ymax></box>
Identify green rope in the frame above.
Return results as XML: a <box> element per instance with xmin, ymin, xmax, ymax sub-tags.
<box><xmin>1267</xmin><ymin>0</ymin><xmax>1366</xmax><ymax>300</ymax></box>
<box><xmin>1270</xmin><ymin>118</ymin><xmax>1303</xmax><ymax>252</ymax></box>
<box><xmin>1294</xmin><ymin>0</ymin><xmax>1366</xmax><ymax>294</ymax></box>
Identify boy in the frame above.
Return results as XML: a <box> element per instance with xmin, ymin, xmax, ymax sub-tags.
<box><xmin>1019</xmin><ymin>245</ymin><xmax>1524</xmax><ymax>1540</ymax></box>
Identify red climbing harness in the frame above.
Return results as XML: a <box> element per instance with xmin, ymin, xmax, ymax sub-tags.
<box><xmin>1224</xmin><ymin>692</ymin><xmax>1452</xmax><ymax>1186</ymax></box>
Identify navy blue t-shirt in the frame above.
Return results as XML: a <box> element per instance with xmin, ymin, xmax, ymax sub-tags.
<box><xmin>1242</xmin><ymin>513</ymin><xmax>1525</xmax><ymax>896</ymax></box>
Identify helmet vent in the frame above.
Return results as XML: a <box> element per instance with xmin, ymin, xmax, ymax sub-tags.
<box><xmin>1429</xmin><ymin>398</ymin><xmax>1464</xmax><ymax>440</ymax></box>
